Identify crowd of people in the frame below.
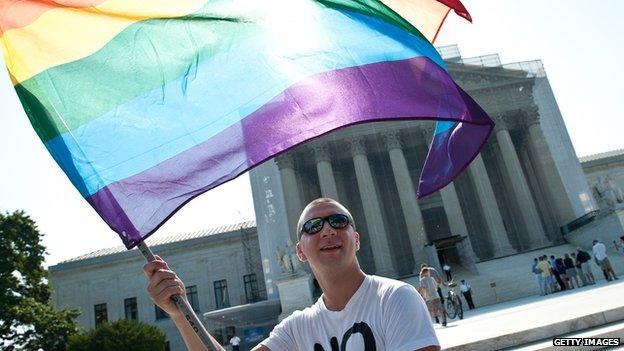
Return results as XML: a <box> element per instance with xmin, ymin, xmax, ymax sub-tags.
<box><xmin>531</xmin><ymin>240</ymin><xmax>619</xmax><ymax>296</ymax></box>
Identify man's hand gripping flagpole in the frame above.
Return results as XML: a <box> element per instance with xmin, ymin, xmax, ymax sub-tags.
<box><xmin>138</xmin><ymin>241</ymin><xmax>220</xmax><ymax>351</ymax></box>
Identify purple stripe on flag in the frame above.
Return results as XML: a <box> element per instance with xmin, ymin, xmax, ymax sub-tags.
<box><xmin>418</xmin><ymin>120</ymin><xmax>492</xmax><ymax>198</ymax></box>
<box><xmin>87</xmin><ymin>56</ymin><xmax>493</xmax><ymax>248</ymax></box>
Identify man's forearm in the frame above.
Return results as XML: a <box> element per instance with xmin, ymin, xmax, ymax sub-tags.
<box><xmin>172</xmin><ymin>314</ymin><xmax>225</xmax><ymax>351</ymax></box>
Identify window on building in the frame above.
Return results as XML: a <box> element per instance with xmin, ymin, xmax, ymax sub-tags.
<box><xmin>94</xmin><ymin>303</ymin><xmax>107</xmax><ymax>327</ymax></box>
<box><xmin>124</xmin><ymin>297</ymin><xmax>138</xmax><ymax>320</ymax></box>
<box><xmin>186</xmin><ymin>285</ymin><xmax>199</xmax><ymax>312</ymax></box>
<box><xmin>214</xmin><ymin>279</ymin><xmax>230</xmax><ymax>309</ymax></box>
<box><xmin>155</xmin><ymin>305</ymin><xmax>169</xmax><ymax>320</ymax></box>
<box><xmin>244</xmin><ymin>273</ymin><xmax>260</xmax><ymax>303</ymax></box>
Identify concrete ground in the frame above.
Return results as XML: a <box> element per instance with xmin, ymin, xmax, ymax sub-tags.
<box><xmin>433</xmin><ymin>279</ymin><xmax>624</xmax><ymax>350</ymax></box>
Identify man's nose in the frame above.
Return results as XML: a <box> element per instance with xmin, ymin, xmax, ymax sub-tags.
<box><xmin>320</xmin><ymin>222</ymin><xmax>337</xmax><ymax>237</ymax></box>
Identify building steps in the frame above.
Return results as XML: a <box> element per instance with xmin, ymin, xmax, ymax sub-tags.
<box><xmin>506</xmin><ymin>320</ymin><xmax>624</xmax><ymax>351</ymax></box>
<box><xmin>436</xmin><ymin>280</ymin><xmax>624</xmax><ymax>350</ymax></box>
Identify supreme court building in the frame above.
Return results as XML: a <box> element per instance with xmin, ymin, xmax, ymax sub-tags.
<box><xmin>49</xmin><ymin>45</ymin><xmax>603</xmax><ymax>351</ymax></box>
<box><xmin>250</xmin><ymin>44</ymin><xmax>597</xmax><ymax>310</ymax></box>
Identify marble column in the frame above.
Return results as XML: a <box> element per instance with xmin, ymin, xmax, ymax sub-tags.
<box><xmin>524</xmin><ymin>112</ymin><xmax>575</xmax><ymax>225</ymax></box>
<box><xmin>495</xmin><ymin>119</ymin><xmax>550</xmax><ymax>248</ymax></box>
<box><xmin>383</xmin><ymin>131</ymin><xmax>427</xmax><ymax>272</ymax></box>
<box><xmin>276</xmin><ymin>154</ymin><xmax>303</xmax><ymax>242</ymax></box>
<box><xmin>419</xmin><ymin>128</ymin><xmax>472</xmax><ymax>240</ymax></box>
<box><xmin>468</xmin><ymin>154</ymin><xmax>516</xmax><ymax>256</ymax></box>
<box><xmin>312</xmin><ymin>144</ymin><xmax>340</xmax><ymax>201</ymax></box>
<box><xmin>349</xmin><ymin>137</ymin><xmax>395</xmax><ymax>277</ymax></box>
<box><xmin>420</xmin><ymin>127</ymin><xmax>478</xmax><ymax>261</ymax></box>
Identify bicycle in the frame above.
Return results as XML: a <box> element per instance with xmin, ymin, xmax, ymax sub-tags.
<box><xmin>444</xmin><ymin>281</ymin><xmax>464</xmax><ymax>320</ymax></box>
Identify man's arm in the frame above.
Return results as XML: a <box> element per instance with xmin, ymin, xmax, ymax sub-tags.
<box><xmin>143</xmin><ymin>257</ymin><xmax>224</xmax><ymax>351</ymax></box>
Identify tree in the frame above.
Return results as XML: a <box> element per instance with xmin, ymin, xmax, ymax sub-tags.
<box><xmin>68</xmin><ymin>319</ymin><xmax>167</xmax><ymax>351</ymax></box>
<box><xmin>0</xmin><ymin>210</ymin><xmax>80</xmax><ymax>350</ymax></box>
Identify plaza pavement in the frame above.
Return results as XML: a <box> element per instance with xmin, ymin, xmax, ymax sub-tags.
<box><xmin>434</xmin><ymin>279</ymin><xmax>624</xmax><ymax>350</ymax></box>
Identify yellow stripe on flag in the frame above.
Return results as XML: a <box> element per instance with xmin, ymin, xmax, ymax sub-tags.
<box><xmin>1</xmin><ymin>0</ymin><xmax>207</xmax><ymax>84</ymax></box>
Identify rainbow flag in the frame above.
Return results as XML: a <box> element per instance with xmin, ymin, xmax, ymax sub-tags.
<box><xmin>1</xmin><ymin>0</ymin><xmax>492</xmax><ymax>248</ymax></box>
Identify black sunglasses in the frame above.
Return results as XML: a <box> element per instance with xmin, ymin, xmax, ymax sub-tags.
<box><xmin>301</xmin><ymin>214</ymin><xmax>351</xmax><ymax>235</ymax></box>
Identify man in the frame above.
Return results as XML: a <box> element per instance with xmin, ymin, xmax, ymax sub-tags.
<box><xmin>144</xmin><ymin>198</ymin><xmax>439</xmax><ymax>351</ymax></box>
<box><xmin>419</xmin><ymin>263</ymin><xmax>445</xmax><ymax>324</ymax></box>
<box><xmin>442</xmin><ymin>263</ymin><xmax>452</xmax><ymax>282</ymax></box>
<box><xmin>592</xmin><ymin>240</ymin><xmax>618</xmax><ymax>281</ymax></box>
<box><xmin>576</xmin><ymin>247</ymin><xmax>596</xmax><ymax>285</ymax></box>
<box><xmin>571</xmin><ymin>252</ymin><xmax>587</xmax><ymax>286</ymax></box>
<box><xmin>549</xmin><ymin>255</ymin><xmax>565</xmax><ymax>291</ymax></box>
<box><xmin>419</xmin><ymin>267</ymin><xmax>447</xmax><ymax>327</ymax></box>
<box><xmin>459</xmin><ymin>279</ymin><xmax>475</xmax><ymax>310</ymax></box>
<box><xmin>229</xmin><ymin>335</ymin><xmax>241</xmax><ymax>351</ymax></box>
<box><xmin>536</xmin><ymin>256</ymin><xmax>552</xmax><ymax>295</ymax></box>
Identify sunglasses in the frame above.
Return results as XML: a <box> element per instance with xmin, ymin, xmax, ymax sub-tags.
<box><xmin>301</xmin><ymin>214</ymin><xmax>351</xmax><ymax>235</ymax></box>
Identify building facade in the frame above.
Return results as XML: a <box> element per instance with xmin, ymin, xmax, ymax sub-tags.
<box><xmin>250</xmin><ymin>44</ymin><xmax>597</xmax><ymax>302</ymax></box>
<box><xmin>49</xmin><ymin>222</ymin><xmax>271</xmax><ymax>351</ymax></box>
<box><xmin>49</xmin><ymin>45</ymin><xmax>604</xmax><ymax>351</ymax></box>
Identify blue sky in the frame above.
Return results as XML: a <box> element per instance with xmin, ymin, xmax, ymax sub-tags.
<box><xmin>0</xmin><ymin>0</ymin><xmax>622</xmax><ymax>266</ymax></box>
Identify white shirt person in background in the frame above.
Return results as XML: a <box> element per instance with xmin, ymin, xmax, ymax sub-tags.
<box><xmin>229</xmin><ymin>335</ymin><xmax>241</xmax><ymax>351</ymax></box>
<box><xmin>442</xmin><ymin>263</ymin><xmax>452</xmax><ymax>281</ymax></box>
<box><xmin>144</xmin><ymin>198</ymin><xmax>440</xmax><ymax>351</ymax></box>
<box><xmin>592</xmin><ymin>240</ymin><xmax>618</xmax><ymax>281</ymax></box>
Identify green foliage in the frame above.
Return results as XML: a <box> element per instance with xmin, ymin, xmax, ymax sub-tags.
<box><xmin>68</xmin><ymin>319</ymin><xmax>166</xmax><ymax>351</ymax></box>
<box><xmin>0</xmin><ymin>210</ymin><xmax>80</xmax><ymax>351</ymax></box>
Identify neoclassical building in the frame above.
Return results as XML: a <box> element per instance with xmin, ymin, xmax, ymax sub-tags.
<box><xmin>250</xmin><ymin>44</ymin><xmax>597</xmax><ymax>303</ymax></box>
<box><xmin>49</xmin><ymin>46</ymin><xmax>604</xmax><ymax>351</ymax></box>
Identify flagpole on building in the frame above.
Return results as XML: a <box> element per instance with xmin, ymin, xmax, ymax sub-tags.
<box><xmin>137</xmin><ymin>241</ymin><xmax>217</xmax><ymax>351</ymax></box>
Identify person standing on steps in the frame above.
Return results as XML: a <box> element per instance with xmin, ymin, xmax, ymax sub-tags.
<box><xmin>593</xmin><ymin>240</ymin><xmax>618</xmax><ymax>281</ymax></box>
<box><xmin>459</xmin><ymin>279</ymin><xmax>475</xmax><ymax>310</ymax></box>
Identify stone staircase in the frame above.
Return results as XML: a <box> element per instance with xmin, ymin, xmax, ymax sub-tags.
<box><xmin>507</xmin><ymin>320</ymin><xmax>624</xmax><ymax>351</ymax></box>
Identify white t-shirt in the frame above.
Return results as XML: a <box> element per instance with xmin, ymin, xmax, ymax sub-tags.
<box><xmin>593</xmin><ymin>242</ymin><xmax>608</xmax><ymax>260</ymax></box>
<box><xmin>230</xmin><ymin>336</ymin><xmax>241</xmax><ymax>346</ymax></box>
<box><xmin>261</xmin><ymin>275</ymin><xmax>438</xmax><ymax>351</ymax></box>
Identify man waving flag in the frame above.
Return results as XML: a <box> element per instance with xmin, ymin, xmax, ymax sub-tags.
<box><xmin>0</xmin><ymin>0</ymin><xmax>491</xmax><ymax>249</ymax></box>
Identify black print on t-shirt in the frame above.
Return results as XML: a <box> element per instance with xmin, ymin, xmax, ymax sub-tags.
<box><xmin>313</xmin><ymin>322</ymin><xmax>376</xmax><ymax>351</ymax></box>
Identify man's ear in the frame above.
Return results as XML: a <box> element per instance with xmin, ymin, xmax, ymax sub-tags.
<box><xmin>296</xmin><ymin>242</ymin><xmax>307</xmax><ymax>262</ymax></box>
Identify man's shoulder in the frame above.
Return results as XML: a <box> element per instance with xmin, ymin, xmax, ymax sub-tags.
<box><xmin>369</xmin><ymin>275</ymin><xmax>412</xmax><ymax>290</ymax></box>
<box><xmin>368</xmin><ymin>275</ymin><xmax>418</xmax><ymax>301</ymax></box>
<box><xmin>278</xmin><ymin>301</ymin><xmax>321</xmax><ymax>327</ymax></box>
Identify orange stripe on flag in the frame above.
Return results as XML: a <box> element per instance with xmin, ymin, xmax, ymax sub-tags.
<box><xmin>0</xmin><ymin>0</ymin><xmax>106</xmax><ymax>35</ymax></box>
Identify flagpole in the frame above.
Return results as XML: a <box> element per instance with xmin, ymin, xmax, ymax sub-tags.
<box><xmin>137</xmin><ymin>241</ymin><xmax>217</xmax><ymax>351</ymax></box>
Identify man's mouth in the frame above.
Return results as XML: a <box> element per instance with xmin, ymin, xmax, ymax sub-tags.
<box><xmin>320</xmin><ymin>244</ymin><xmax>342</xmax><ymax>251</ymax></box>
